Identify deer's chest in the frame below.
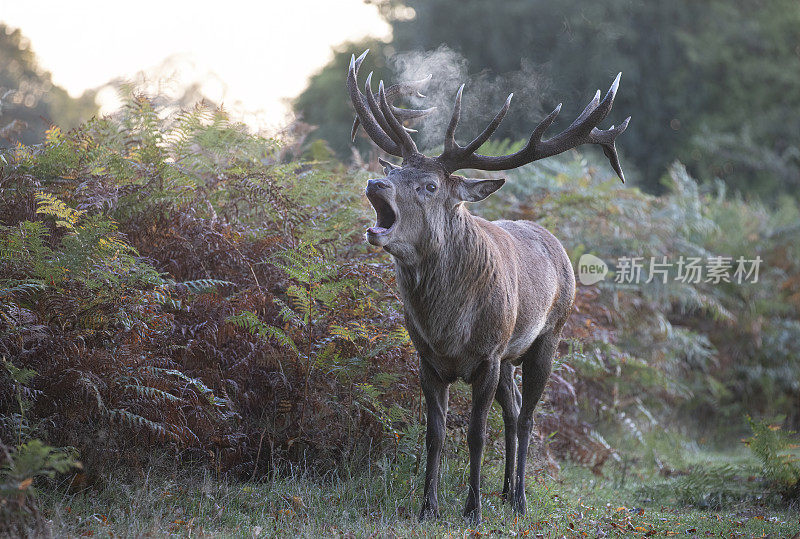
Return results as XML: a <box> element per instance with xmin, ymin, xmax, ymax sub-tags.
<box><xmin>404</xmin><ymin>296</ymin><xmax>476</xmax><ymax>356</ymax></box>
<box><xmin>398</xmin><ymin>277</ymin><xmax>513</xmax><ymax>381</ymax></box>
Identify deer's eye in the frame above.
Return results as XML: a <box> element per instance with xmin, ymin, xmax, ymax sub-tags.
<box><xmin>426</xmin><ymin>183</ymin><xmax>437</xmax><ymax>193</ymax></box>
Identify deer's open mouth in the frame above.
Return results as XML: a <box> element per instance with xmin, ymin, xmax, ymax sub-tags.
<box><xmin>366</xmin><ymin>192</ymin><xmax>397</xmax><ymax>244</ymax></box>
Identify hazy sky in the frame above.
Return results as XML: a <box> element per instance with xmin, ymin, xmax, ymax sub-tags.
<box><xmin>0</xmin><ymin>0</ymin><xmax>390</xmax><ymax>129</ymax></box>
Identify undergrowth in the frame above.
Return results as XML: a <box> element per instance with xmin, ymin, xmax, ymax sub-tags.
<box><xmin>1</xmin><ymin>96</ymin><xmax>798</xmax><ymax>533</ymax></box>
<box><xmin>25</xmin><ymin>455</ymin><xmax>800</xmax><ymax>537</ymax></box>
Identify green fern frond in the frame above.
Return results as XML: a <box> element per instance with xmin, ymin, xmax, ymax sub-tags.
<box><xmin>0</xmin><ymin>279</ymin><xmax>46</xmax><ymax>299</ymax></box>
<box><xmin>228</xmin><ymin>310</ymin><xmax>300</xmax><ymax>355</ymax></box>
<box><xmin>137</xmin><ymin>366</ymin><xmax>225</xmax><ymax>408</ymax></box>
<box><xmin>746</xmin><ymin>417</ymin><xmax>800</xmax><ymax>490</ymax></box>
<box><xmin>179</xmin><ymin>279</ymin><xmax>235</xmax><ymax>294</ymax></box>
<box><xmin>124</xmin><ymin>384</ymin><xmax>181</xmax><ymax>404</ymax></box>
<box><xmin>272</xmin><ymin>296</ymin><xmax>303</xmax><ymax>327</ymax></box>
<box><xmin>108</xmin><ymin>408</ymin><xmax>178</xmax><ymax>442</ymax></box>
<box><xmin>35</xmin><ymin>191</ymin><xmax>84</xmax><ymax>230</ymax></box>
<box><xmin>329</xmin><ymin>324</ymin><xmax>357</xmax><ymax>342</ymax></box>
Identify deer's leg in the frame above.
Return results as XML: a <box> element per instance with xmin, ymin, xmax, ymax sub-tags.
<box><xmin>463</xmin><ymin>358</ymin><xmax>501</xmax><ymax>523</ymax></box>
<box><xmin>513</xmin><ymin>332</ymin><xmax>557</xmax><ymax>514</ymax></box>
<box><xmin>419</xmin><ymin>361</ymin><xmax>449</xmax><ymax>521</ymax></box>
<box><xmin>494</xmin><ymin>360</ymin><xmax>521</xmax><ymax>501</ymax></box>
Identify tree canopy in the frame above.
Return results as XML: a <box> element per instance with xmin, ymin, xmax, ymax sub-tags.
<box><xmin>0</xmin><ymin>24</ymin><xmax>97</xmax><ymax>147</ymax></box>
<box><xmin>295</xmin><ymin>0</ymin><xmax>800</xmax><ymax>198</ymax></box>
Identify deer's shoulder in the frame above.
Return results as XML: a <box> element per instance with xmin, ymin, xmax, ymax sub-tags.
<box><xmin>473</xmin><ymin>217</ymin><xmax>564</xmax><ymax>256</ymax></box>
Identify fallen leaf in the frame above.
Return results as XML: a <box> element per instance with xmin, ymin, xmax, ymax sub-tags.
<box><xmin>284</xmin><ymin>495</ymin><xmax>306</xmax><ymax>510</ymax></box>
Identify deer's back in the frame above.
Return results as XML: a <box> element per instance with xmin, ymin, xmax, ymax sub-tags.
<box><xmin>488</xmin><ymin>218</ymin><xmax>575</xmax><ymax>362</ymax></box>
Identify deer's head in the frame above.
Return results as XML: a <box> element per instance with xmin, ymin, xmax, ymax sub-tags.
<box><xmin>348</xmin><ymin>50</ymin><xmax>630</xmax><ymax>255</ymax></box>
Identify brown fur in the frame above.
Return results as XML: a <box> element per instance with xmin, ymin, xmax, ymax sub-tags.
<box><xmin>365</xmin><ymin>163</ymin><xmax>575</xmax><ymax>522</ymax></box>
<box><xmin>348</xmin><ymin>49</ymin><xmax>625</xmax><ymax>523</ymax></box>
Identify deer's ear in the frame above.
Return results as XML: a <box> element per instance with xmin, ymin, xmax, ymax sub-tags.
<box><xmin>378</xmin><ymin>157</ymin><xmax>400</xmax><ymax>175</ymax></box>
<box><xmin>455</xmin><ymin>177</ymin><xmax>506</xmax><ymax>202</ymax></box>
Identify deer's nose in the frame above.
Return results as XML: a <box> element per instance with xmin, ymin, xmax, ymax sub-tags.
<box><xmin>367</xmin><ymin>179</ymin><xmax>391</xmax><ymax>191</ymax></box>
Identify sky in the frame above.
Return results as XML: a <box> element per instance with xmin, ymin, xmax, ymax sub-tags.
<box><xmin>0</xmin><ymin>0</ymin><xmax>390</xmax><ymax>130</ymax></box>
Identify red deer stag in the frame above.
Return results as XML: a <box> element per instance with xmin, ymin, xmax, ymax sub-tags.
<box><xmin>346</xmin><ymin>50</ymin><xmax>629</xmax><ymax>522</ymax></box>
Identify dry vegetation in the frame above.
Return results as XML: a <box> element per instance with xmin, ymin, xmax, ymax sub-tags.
<box><xmin>1</xmin><ymin>96</ymin><xmax>798</xmax><ymax>535</ymax></box>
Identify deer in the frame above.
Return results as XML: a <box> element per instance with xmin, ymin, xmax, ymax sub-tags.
<box><xmin>346</xmin><ymin>50</ymin><xmax>629</xmax><ymax>523</ymax></box>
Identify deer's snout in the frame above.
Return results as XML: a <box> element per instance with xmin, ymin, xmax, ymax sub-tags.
<box><xmin>366</xmin><ymin>179</ymin><xmax>391</xmax><ymax>193</ymax></box>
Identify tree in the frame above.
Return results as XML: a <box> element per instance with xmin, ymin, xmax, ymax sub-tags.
<box><xmin>295</xmin><ymin>0</ymin><xmax>800</xmax><ymax>198</ymax></box>
<box><xmin>293</xmin><ymin>38</ymin><xmax>398</xmax><ymax>159</ymax></box>
<box><xmin>678</xmin><ymin>0</ymin><xmax>800</xmax><ymax>198</ymax></box>
<box><xmin>0</xmin><ymin>24</ymin><xmax>97</xmax><ymax>147</ymax></box>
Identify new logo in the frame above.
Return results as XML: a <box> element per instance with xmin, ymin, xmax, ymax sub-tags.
<box><xmin>577</xmin><ymin>254</ymin><xmax>608</xmax><ymax>285</ymax></box>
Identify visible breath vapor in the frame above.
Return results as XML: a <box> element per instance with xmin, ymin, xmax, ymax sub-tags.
<box><xmin>388</xmin><ymin>46</ymin><xmax>552</xmax><ymax>153</ymax></box>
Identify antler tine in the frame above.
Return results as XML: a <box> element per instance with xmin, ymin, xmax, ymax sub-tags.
<box><xmin>588</xmin><ymin>116</ymin><xmax>631</xmax><ymax>182</ymax></box>
<box><xmin>588</xmin><ymin>72</ymin><xmax>621</xmax><ymax>126</ymax></box>
<box><xmin>362</xmin><ymin>72</ymin><xmax>433</xmax><ymax>138</ymax></box>
<box><xmin>438</xmin><ymin>85</ymin><xmax>513</xmax><ymax>164</ymax></box>
<box><xmin>364</xmin><ymin>72</ymin><xmax>401</xmax><ymax>144</ymax></box>
<box><xmin>461</xmin><ymin>92</ymin><xmax>513</xmax><ymax>155</ymax></box>
<box><xmin>384</xmin><ymin>73</ymin><xmax>436</xmax><ymax>122</ymax></box>
<box><xmin>534</xmin><ymin>72</ymin><xmax>623</xmax><ymax>161</ymax></box>
<box><xmin>437</xmin><ymin>73</ymin><xmax>629</xmax><ymax>182</ymax></box>
<box><xmin>351</xmin><ymin>68</ymin><xmax>435</xmax><ymax>143</ymax></box>
<box><xmin>567</xmin><ymin>72</ymin><xmax>620</xmax><ymax>134</ymax></box>
<box><xmin>444</xmin><ymin>84</ymin><xmax>465</xmax><ymax>152</ymax></box>
<box><xmin>391</xmin><ymin>105</ymin><xmax>437</xmax><ymax>123</ymax></box>
<box><xmin>352</xmin><ymin>104</ymin><xmax>435</xmax><ymax>141</ymax></box>
<box><xmin>569</xmin><ymin>89</ymin><xmax>601</xmax><ymax>131</ymax></box>
<box><xmin>378</xmin><ymin>80</ymin><xmax>419</xmax><ymax>155</ymax></box>
<box><xmin>347</xmin><ymin>51</ymin><xmax>402</xmax><ymax>156</ymax></box>
<box><xmin>386</xmin><ymin>73</ymin><xmax>432</xmax><ymax>100</ymax></box>
<box><xmin>530</xmin><ymin>103</ymin><xmax>563</xmax><ymax>144</ymax></box>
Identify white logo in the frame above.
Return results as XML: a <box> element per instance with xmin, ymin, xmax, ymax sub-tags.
<box><xmin>577</xmin><ymin>254</ymin><xmax>608</xmax><ymax>285</ymax></box>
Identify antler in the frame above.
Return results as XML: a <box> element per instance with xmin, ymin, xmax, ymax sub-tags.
<box><xmin>435</xmin><ymin>74</ymin><xmax>631</xmax><ymax>182</ymax></box>
<box><xmin>351</xmin><ymin>73</ymin><xmax>435</xmax><ymax>143</ymax></box>
<box><xmin>347</xmin><ymin>50</ymin><xmax>434</xmax><ymax>158</ymax></box>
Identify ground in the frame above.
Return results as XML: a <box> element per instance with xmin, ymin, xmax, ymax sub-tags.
<box><xmin>34</xmin><ymin>446</ymin><xmax>799</xmax><ymax>537</ymax></box>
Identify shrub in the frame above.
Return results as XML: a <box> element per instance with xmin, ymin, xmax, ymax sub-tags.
<box><xmin>2</xmin><ymin>92</ymin><xmax>798</xmax><ymax>492</ymax></box>
<box><xmin>0</xmin><ymin>96</ymin><xmax>419</xmax><ymax>479</ymax></box>
<box><xmin>746</xmin><ymin>417</ymin><xmax>800</xmax><ymax>500</ymax></box>
<box><xmin>0</xmin><ymin>357</ymin><xmax>81</xmax><ymax>535</ymax></box>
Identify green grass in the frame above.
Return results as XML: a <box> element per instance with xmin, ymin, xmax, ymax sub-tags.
<box><xmin>29</xmin><ymin>447</ymin><xmax>799</xmax><ymax>537</ymax></box>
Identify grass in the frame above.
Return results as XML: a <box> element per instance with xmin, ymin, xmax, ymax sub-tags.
<box><xmin>28</xmin><ymin>444</ymin><xmax>799</xmax><ymax>537</ymax></box>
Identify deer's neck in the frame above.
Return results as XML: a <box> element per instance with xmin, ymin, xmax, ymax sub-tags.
<box><xmin>393</xmin><ymin>206</ymin><xmax>500</xmax><ymax>331</ymax></box>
